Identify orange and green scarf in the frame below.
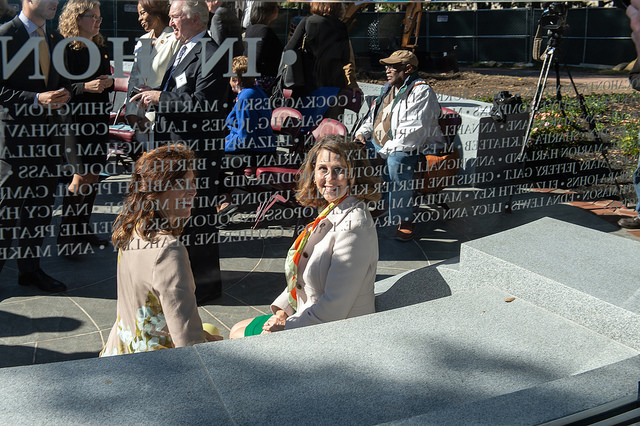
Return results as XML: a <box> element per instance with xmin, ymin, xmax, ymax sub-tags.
<box><xmin>284</xmin><ymin>195</ymin><xmax>348</xmax><ymax>311</ymax></box>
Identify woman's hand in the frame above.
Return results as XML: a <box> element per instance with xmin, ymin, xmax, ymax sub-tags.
<box><xmin>103</xmin><ymin>75</ymin><xmax>114</xmax><ymax>89</ymax></box>
<box><xmin>37</xmin><ymin>88</ymin><xmax>70</xmax><ymax>109</ymax></box>
<box><xmin>83</xmin><ymin>75</ymin><xmax>113</xmax><ymax>93</ymax></box>
<box><xmin>261</xmin><ymin>310</ymin><xmax>288</xmax><ymax>333</ymax></box>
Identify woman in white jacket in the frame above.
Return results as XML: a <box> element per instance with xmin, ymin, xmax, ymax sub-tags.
<box><xmin>230</xmin><ymin>137</ymin><xmax>381</xmax><ymax>337</ymax></box>
<box><xmin>125</xmin><ymin>0</ymin><xmax>180</xmax><ymax>146</ymax></box>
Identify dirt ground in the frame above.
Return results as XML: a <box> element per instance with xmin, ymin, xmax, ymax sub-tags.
<box><xmin>360</xmin><ymin>67</ymin><xmax>634</xmax><ymax>99</ymax></box>
<box><xmin>425</xmin><ymin>69</ymin><xmax>632</xmax><ymax>98</ymax></box>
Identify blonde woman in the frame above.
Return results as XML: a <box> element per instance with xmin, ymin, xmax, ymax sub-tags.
<box><xmin>58</xmin><ymin>0</ymin><xmax>113</xmax><ymax>249</ymax></box>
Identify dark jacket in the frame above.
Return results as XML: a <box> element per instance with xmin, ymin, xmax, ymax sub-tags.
<box><xmin>244</xmin><ymin>23</ymin><xmax>283</xmax><ymax>78</ymax></box>
<box><xmin>209</xmin><ymin>6</ymin><xmax>243</xmax><ymax>58</ymax></box>
<box><xmin>0</xmin><ymin>15</ymin><xmax>69</xmax><ymax>123</ymax></box>
<box><xmin>284</xmin><ymin>14</ymin><xmax>351</xmax><ymax>90</ymax></box>
<box><xmin>155</xmin><ymin>35</ymin><xmax>229</xmax><ymax>151</ymax></box>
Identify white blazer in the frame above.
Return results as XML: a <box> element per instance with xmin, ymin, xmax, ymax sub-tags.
<box><xmin>126</xmin><ymin>27</ymin><xmax>180</xmax><ymax>119</ymax></box>
<box><xmin>272</xmin><ymin>196</ymin><xmax>378</xmax><ymax>329</ymax></box>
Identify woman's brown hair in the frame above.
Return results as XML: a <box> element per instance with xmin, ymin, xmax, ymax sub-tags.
<box><xmin>232</xmin><ymin>56</ymin><xmax>255</xmax><ymax>89</ymax></box>
<box><xmin>310</xmin><ymin>2</ymin><xmax>345</xmax><ymax>20</ymax></box>
<box><xmin>112</xmin><ymin>143</ymin><xmax>196</xmax><ymax>248</ymax></box>
<box><xmin>296</xmin><ymin>135</ymin><xmax>381</xmax><ymax>209</ymax></box>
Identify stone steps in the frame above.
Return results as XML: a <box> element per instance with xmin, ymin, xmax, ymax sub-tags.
<box><xmin>450</xmin><ymin>217</ymin><xmax>640</xmax><ymax>350</ymax></box>
<box><xmin>1</xmin><ymin>217</ymin><xmax>638</xmax><ymax>424</ymax></box>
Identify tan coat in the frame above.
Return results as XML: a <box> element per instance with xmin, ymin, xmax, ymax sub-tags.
<box><xmin>272</xmin><ymin>196</ymin><xmax>378</xmax><ymax>329</ymax></box>
<box><xmin>101</xmin><ymin>233</ymin><xmax>204</xmax><ymax>356</ymax></box>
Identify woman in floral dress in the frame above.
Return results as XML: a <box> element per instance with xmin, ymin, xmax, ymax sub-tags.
<box><xmin>100</xmin><ymin>144</ymin><xmax>221</xmax><ymax>356</ymax></box>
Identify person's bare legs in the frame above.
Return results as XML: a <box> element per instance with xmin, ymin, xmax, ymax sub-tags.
<box><xmin>229</xmin><ymin>318</ymin><xmax>254</xmax><ymax>339</ymax></box>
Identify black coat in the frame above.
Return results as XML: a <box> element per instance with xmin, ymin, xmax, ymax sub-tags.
<box><xmin>0</xmin><ymin>16</ymin><xmax>72</xmax><ymax>273</ymax></box>
<box><xmin>64</xmin><ymin>43</ymin><xmax>113</xmax><ymax>166</ymax></box>
<box><xmin>0</xmin><ymin>16</ymin><xmax>68</xmax><ymax>125</ymax></box>
<box><xmin>154</xmin><ymin>34</ymin><xmax>230</xmax><ymax>301</ymax></box>
<box><xmin>284</xmin><ymin>14</ymin><xmax>351</xmax><ymax>90</ymax></box>
<box><xmin>209</xmin><ymin>6</ymin><xmax>243</xmax><ymax>58</ymax></box>
<box><xmin>244</xmin><ymin>23</ymin><xmax>283</xmax><ymax>78</ymax></box>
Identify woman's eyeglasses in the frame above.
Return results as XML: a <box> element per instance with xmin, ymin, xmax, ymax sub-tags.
<box><xmin>80</xmin><ymin>14</ymin><xmax>103</xmax><ymax>23</ymax></box>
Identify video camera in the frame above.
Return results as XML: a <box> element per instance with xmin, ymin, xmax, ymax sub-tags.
<box><xmin>539</xmin><ymin>2</ymin><xmax>568</xmax><ymax>32</ymax></box>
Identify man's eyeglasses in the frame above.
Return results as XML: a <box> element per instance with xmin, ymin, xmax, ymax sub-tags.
<box><xmin>385</xmin><ymin>64</ymin><xmax>406</xmax><ymax>71</ymax></box>
<box><xmin>80</xmin><ymin>14</ymin><xmax>103</xmax><ymax>23</ymax></box>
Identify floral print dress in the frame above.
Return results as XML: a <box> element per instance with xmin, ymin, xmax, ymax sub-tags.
<box><xmin>100</xmin><ymin>233</ymin><xmax>205</xmax><ymax>357</ymax></box>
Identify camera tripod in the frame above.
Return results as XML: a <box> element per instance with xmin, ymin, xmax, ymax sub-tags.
<box><xmin>509</xmin><ymin>27</ymin><xmax>623</xmax><ymax>209</ymax></box>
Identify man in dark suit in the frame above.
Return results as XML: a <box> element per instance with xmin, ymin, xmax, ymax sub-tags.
<box><xmin>0</xmin><ymin>0</ymin><xmax>70</xmax><ymax>292</ymax></box>
<box><xmin>205</xmin><ymin>0</ymin><xmax>243</xmax><ymax>57</ymax></box>
<box><xmin>132</xmin><ymin>0</ymin><xmax>229</xmax><ymax>303</ymax></box>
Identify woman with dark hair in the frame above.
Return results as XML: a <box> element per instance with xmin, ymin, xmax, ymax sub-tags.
<box><xmin>230</xmin><ymin>136</ymin><xmax>380</xmax><ymax>338</ymax></box>
<box><xmin>282</xmin><ymin>2</ymin><xmax>361</xmax><ymax>124</ymax></box>
<box><xmin>100</xmin><ymin>144</ymin><xmax>222</xmax><ymax>357</ymax></box>
<box><xmin>243</xmin><ymin>1</ymin><xmax>283</xmax><ymax>94</ymax></box>
<box><xmin>125</xmin><ymin>0</ymin><xmax>180</xmax><ymax>144</ymax></box>
<box><xmin>57</xmin><ymin>0</ymin><xmax>113</xmax><ymax>249</ymax></box>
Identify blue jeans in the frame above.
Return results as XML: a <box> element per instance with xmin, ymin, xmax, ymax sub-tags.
<box><xmin>366</xmin><ymin>140</ymin><xmax>419</xmax><ymax>224</ymax></box>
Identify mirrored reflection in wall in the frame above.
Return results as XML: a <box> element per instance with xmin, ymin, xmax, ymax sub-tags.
<box><xmin>0</xmin><ymin>0</ymin><xmax>637</xmax><ymax>265</ymax></box>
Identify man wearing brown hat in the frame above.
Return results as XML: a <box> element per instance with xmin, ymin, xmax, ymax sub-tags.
<box><xmin>355</xmin><ymin>50</ymin><xmax>445</xmax><ymax>241</ymax></box>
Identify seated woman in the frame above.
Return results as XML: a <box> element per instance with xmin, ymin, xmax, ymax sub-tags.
<box><xmin>100</xmin><ymin>144</ymin><xmax>222</xmax><ymax>356</ymax></box>
<box><xmin>225</xmin><ymin>55</ymin><xmax>276</xmax><ymax>154</ymax></box>
<box><xmin>230</xmin><ymin>136</ymin><xmax>381</xmax><ymax>337</ymax></box>
<box><xmin>219</xmin><ymin>55</ymin><xmax>276</xmax><ymax>215</ymax></box>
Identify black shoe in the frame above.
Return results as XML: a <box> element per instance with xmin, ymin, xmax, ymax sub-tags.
<box><xmin>18</xmin><ymin>269</ymin><xmax>67</xmax><ymax>293</ymax></box>
<box><xmin>618</xmin><ymin>216</ymin><xmax>640</xmax><ymax>229</ymax></box>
